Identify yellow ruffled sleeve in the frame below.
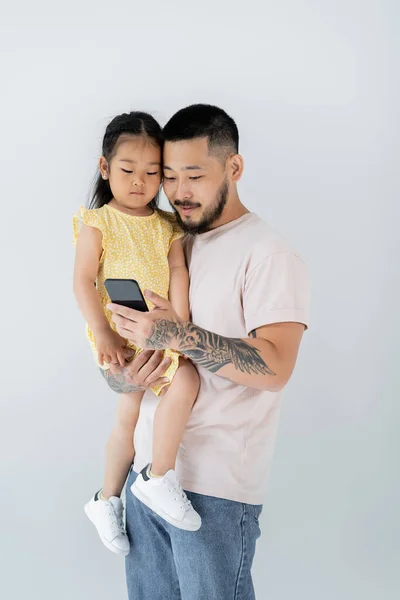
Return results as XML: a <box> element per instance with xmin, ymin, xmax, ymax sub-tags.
<box><xmin>168</xmin><ymin>214</ymin><xmax>185</xmax><ymax>250</ymax></box>
<box><xmin>157</xmin><ymin>209</ymin><xmax>184</xmax><ymax>251</ymax></box>
<box><xmin>72</xmin><ymin>206</ymin><xmax>108</xmax><ymax>247</ymax></box>
<box><xmin>170</xmin><ymin>218</ymin><xmax>184</xmax><ymax>247</ymax></box>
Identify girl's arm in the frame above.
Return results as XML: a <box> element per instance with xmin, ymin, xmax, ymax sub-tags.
<box><xmin>168</xmin><ymin>239</ymin><xmax>190</xmax><ymax>321</ymax></box>
<box><xmin>74</xmin><ymin>225</ymin><xmax>130</xmax><ymax>366</ymax></box>
<box><xmin>73</xmin><ymin>224</ymin><xmax>110</xmax><ymax>334</ymax></box>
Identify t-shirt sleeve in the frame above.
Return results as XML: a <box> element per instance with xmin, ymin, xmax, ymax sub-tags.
<box><xmin>169</xmin><ymin>218</ymin><xmax>184</xmax><ymax>249</ymax></box>
<box><xmin>72</xmin><ymin>206</ymin><xmax>107</xmax><ymax>247</ymax></box>
<box><xmin>243</xmin><ymin>251</ymin><xmax>310</xmax><ymax>335</ymax></box>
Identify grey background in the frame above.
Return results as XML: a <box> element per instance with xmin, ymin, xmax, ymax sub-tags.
<box><xmin>1</xmin><ymin>1</ymin><xmax>398</xmax><ymax>598</ymax></box>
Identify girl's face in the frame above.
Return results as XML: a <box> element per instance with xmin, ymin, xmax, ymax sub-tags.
<box><xmin>100</xmin><ymin>135</ymin><xmax>162</xmax><ymax>211</ymax></box>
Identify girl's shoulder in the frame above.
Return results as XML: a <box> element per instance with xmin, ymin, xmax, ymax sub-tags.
<box><xmin>155</xmin><ymin>209</ymin><xmax>184</xmax><ymax>246</ymax></box>
<box><xmin>72</xmin><ymin>205</ymin><xmax>109</xmax><ymax>246</ymax></box>
<box><xmin>156</xmin><ymin>209</ymin><xmax>181</xmax><ymax>230</ymax></box>
<box><xmin>74</xmin><ymin>204</ymin><xmax>108</xmax><ymax>222</ymax></box>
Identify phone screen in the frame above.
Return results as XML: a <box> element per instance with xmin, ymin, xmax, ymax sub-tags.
<box><xmin>104</xmin><ymin>279</ymin><xmax>149</xmax><ymax>312</ymax></box>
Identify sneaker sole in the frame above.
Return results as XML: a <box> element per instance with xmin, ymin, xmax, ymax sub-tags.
<box><xmin>130</xmin><ymin>482</ymin><xmax>201</xmax><ymax>532</ymax></box>
<box><xmin>84</xmin><ymin>502</ymin><xmax>130</xmax><ymax>557</ymax></box>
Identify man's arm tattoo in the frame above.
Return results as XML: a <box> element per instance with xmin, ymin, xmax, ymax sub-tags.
<box><xmin>100</xmin><ymin>368</ymin><xmax>143</xmax><ymax>394</ymax></box>
<box><xmin>146</xmin><ymin>320</ymin><xmax>275</xmax><ymax>376</ymax></box>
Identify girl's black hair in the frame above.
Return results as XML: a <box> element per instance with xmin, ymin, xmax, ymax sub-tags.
<box><xmin>89</xmin><ymin>111</ymin><xmax>163</xmax><ymax>210</ymax></box>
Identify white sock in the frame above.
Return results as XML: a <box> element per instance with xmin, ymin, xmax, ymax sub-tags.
<box><xmin>148</xmin><ymin>465</ymin><xmax>163</xmax><ymax>479</ymax></box>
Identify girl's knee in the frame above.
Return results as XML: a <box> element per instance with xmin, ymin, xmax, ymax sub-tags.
<box><xmin>180</xmin><ymin>357</ymin><xmax>200</xmax><ymax>379</ymax></box>
<box><xmin>172</xmin><ymin>358</ymin><xmax>200</xmax><ymax>398</ymax></box>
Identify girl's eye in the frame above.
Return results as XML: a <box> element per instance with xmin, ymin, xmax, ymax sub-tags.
<box><xmin>121</xmin><ymin>169</ymin><xmax>133</xmax><ymax>174</ymax></box>
<box><xmin>147</xmin><ymin>172</ymin><xmax>159</xmax><ymax>176</ymax></box>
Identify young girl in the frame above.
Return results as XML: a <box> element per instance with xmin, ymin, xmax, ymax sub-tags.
<box><xmin>73</xmin><ymin>111</ymin><xmax>201</xmax><ymax>557</ymax></box>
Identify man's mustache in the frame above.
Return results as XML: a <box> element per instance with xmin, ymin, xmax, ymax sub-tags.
<box><xmin>174</xmin><ymin>202</ymin><xmax>201</xmax><ymax>208</ymax></box>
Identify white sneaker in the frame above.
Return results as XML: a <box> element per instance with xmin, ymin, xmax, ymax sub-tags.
<box><xmin>84</xmin><ymin>490</ymin><xmax>130</xmax><ymax>556</ymax></box>
<box><xmin>130</xmin><ymin>465</ymin><xmax>201</xmax><ymax>531</ymax></box>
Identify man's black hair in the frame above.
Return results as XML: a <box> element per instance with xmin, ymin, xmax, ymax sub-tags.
<box><xmin>163</xmin><ymin>104</ymin><xmax>239</xmax><ymax>157</ymax></box>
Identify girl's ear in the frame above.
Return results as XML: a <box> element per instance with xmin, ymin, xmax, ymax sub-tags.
<box><xmin>99</xmin><ymin>156</ymin><xmax>109</xmax><ymax>180</ymax></box>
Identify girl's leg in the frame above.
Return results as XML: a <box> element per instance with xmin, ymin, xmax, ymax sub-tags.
<box><xmin>151</xmin><ymin>359</ymin><xmax>200</xmax><ymax>477</ymax></box>
<box><xmin>102</xmin><ymin>391</ymin><xmax>144</xmax><ymax>499</ymax></box>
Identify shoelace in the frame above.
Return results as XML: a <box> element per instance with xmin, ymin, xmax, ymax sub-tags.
<box><xmin>107</xmin><ymin>504</ymin><xmax>125</xmax><ymax>536</ymax></box>
<box><xmin>164</xmin><ymin>479</ymin><xmax>192</xmax><ymax>510</ymax></box>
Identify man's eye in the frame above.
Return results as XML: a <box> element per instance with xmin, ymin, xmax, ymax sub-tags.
<box><xmin>121</xmin><ymin>169</ymin><xmax>133</xmax><ymax>174</ymax></box>
<box><xmin>189</xmin><ymin>176</ymin><xmax>202</xmax><ymax>181</ymax></box>
<box><xmin>164</xmin><ymin>176</ymin><xmax>176</xmax><ymax>181</ymax></box>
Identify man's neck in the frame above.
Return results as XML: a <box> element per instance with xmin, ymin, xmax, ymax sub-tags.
<box><xmin>211</xmin><ymin>195</ymin><xmax>249</xmax><ymax>230</ymax></box>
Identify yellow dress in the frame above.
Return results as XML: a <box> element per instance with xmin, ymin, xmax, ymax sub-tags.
<box><xmin>73</xmin><ymin>204</ymin><xmax>183</xmax><ymax>396</ymax></box>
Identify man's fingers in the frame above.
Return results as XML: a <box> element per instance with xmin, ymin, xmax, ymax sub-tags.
<box><xmin>121</xmin><ymin>350</ymin><xmax>170</xmax><ymax>389</ymax></box>
<box><xmin>116</xmin><ymin>351</ymin><xmax>126</xmax><ymax>367</ymax></box>
<box><xmin>112</xmin><ymin>314</ymin><xmax>129</xmax><ymax>329</ymax></box>
<box><xmin>126</xmin><ymin>350</ymin><xmax>155</xmax><ymax>375</ymax></box>
<box><xmin>107</xmin><ymin>303</ymin><xmax>141</xmax><ymax>322</ymax></box>
<box><xmin>144</xmin><ymin>290</ymin><xmax>169</xmax><ymax>309</ymax></box>
<box><xmin>109</xmin><ymin>362</ymin><xmax>122</xmax><ymax>375</ymax></box>
<box><xmin>98</xmin><ymin>352</ymin><xmax>104</xmax><ymax>366</ymax></box>
<box><xmin>112</xmin><ymin>317</ymin><xmax>135</xmax><ymax>336</ymax></box>
<box><xmin>144</xmin><ymin>357</ymin><xmax>172</xmax><ymax>385</ymax></box>
<box><xmin>135</xmin><ymin>350</ymin><xmax>165</xmax><ymax>380</ymax></box>
<box><xmin>116</xmin><ymin>324</ymin><xmax>138</xmax><ymax>342</ymax></box>
<box><xmin>122</xmin><ymin>348</ymin><xmax>135</xmax><ymax>362</ymax></box>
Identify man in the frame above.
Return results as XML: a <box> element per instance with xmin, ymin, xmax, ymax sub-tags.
<box><xmin>108</xmin><ymin>104</ymin><xmax>310</xmax><ymax>599</ymax></box>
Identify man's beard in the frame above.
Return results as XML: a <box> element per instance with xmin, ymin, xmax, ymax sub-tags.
<box><xmin>171</xmin><ymin>179</ymin><xmax>229</xmax><ymax>235</ymax></box>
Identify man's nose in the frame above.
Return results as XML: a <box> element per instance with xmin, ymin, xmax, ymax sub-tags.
<box><xmin>175</xmin><ymin>181</ymin><xmax>192</xmax><ymax>200</ymax></box>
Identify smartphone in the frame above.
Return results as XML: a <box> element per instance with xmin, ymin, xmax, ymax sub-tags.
<box><xmin>104</xmin><ymin>279</ymin><xmax>149</xmax><ymax>312</ymax></box>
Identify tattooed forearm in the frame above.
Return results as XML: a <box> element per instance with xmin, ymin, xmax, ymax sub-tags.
<box><xmin>145</xmin><ymin>319</ymin><xmax>182</xmax><ymax>350</ymax></box>
<box><xmin>100</xmin><ymin>368</ymin><xmax>144</xmax><ymax>394</ymax></box>
<box><xmin>145</xmin><ymin>320</ymin><xmax>276</xmax><ymax>376</ymax></box>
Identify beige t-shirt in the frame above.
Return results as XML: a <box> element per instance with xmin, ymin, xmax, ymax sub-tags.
<box><xmin>133</xmin><ymin>213</ymin><xmax>310</xmax><ymax>504</ymax></box>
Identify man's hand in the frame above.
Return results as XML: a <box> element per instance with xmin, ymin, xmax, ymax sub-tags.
<box><xmin>124</xmin><ymin>349</ymin><xmax>172</xmax><ymax>390</ymax></box>
<box><xmin>107</xmin><ymin>290</ymin><xmax>184</xmax><ymax>350</ymax></box>
<box><xmin>104</xmin><ymin>350</ymin><xmax>171</xmax><ymax>393</ymax></box>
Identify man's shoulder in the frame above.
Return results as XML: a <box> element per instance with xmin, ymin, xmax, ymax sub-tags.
<box><xmin>183</xmin><ymin>212</ymin><xmax>303</xmax><ymax>267</ymax></box>
<box><xmin>244</xmin><ymin>213</ymin><xmax>300</xmax><ymax>262</ymax></box>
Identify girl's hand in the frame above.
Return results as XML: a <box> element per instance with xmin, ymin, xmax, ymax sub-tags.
<box><xmin>96</xmin><ymin>328</ymin><xmax>132</xmax><ymax>367</ymax></box>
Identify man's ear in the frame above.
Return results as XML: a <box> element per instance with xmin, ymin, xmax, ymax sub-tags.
<box><xmin>99</xmin><ymin>156</ymin><xmax>109</xmax><ymax>179</ymax></box>
<box><xmin>227</xmin><ymin>153</ymin><xmax>244</xmax><ymax>183</ymax></box>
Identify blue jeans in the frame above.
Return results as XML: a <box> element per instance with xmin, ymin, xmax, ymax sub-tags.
<box><xmin>125</xmin><ymin>469</ymin><xmax>263</xmax><ymax>600</ymax></box>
